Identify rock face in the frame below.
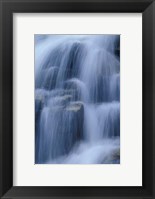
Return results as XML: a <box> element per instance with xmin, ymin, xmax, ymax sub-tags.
<box><xmin>42</xmin><ymin>66</ymin><xmax>58</xmax><ymax>90</ymax></box>
<box><xmin>36</xmin><ymin>100</ymin><xmax>84</xmax><ymax>163</ymax></box>
<box><xmin>101</xmin><ymin>147</ymin><xmax>120</xmax><ymax>164</ymax></box>
<box><xmin>65</xmin><ymin>102</ymin><xmax>84</xmax><ymax>142</ymax></box>
<box><xmin>35</xmin><ymin>90</ymin><xmax>48</xmax><ymax>163</ymax></box>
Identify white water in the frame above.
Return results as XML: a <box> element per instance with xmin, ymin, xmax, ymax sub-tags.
<box><xmin>35</xmin><ymin>35</ymin><xmax>120</xmax><ymax>164</ymax></box>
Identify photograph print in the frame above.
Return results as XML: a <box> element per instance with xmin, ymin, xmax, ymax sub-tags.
<box><xmin>35</xmin><ymin>35</ymin><xmax>120</xmax><ymax>164</ymax></box>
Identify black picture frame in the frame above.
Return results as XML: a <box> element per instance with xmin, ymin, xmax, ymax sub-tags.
<box><xmin>0</xmin><ymin>0</ymin><xmax>155</xmax><ymax>198</ymax></box>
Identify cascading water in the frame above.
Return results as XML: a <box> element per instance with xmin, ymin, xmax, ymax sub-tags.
<box><xmin>35</xmin><ymin>35</ymin><xmax>120</xmax><ymax>164</ymax></box>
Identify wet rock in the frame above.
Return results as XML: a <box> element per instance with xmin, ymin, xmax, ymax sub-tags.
<box><xmin>64</xmin><ymin>79</ymin><xmax>87</xmax><ymax>101</ymax></box>
<box><xmin>66</xmin><ymin>101</ymin><xmax>83</xmax><ymax>112</ymax></box>
<box><xmin>63</xmin><ymin>102</ymin><xmax>84</xmax><ymax>153</ymax></box>
<box><xmin>101</xmin><ymin>148</ymin><xmax>120</xmax><ymax>164</ymax></box>
<box><xmin>91</xmin><ymin>75</ymin><xmax>110</xmax><ymax>103</ymax></box>
<box><xmin>35</xmin><ymin>90</ymin><xmax>47</xmax><ymax>124</ymax></box>
<box><xmin>65</xmin><ymin>42</ymin><xmax>86</xmax><ymax>77</ymax></box>
<box><xmin>35</xmin><ymin>90</ymin><xmax>48</xmax><ymax>163</ymax></box>
<box><xmin>48</xmin><ymin>94</ymin><xmax>72</xmax><ymax>107</ymax></box>
<box><xmin>114</xmin><ymin>36</ymin><xmax>120</xmax><ymax>58</ymax></box>
<box><xmin>65</xmin><ymin>101</ymin><xmax>84</xmax><ymax>141</ymax></box>
<box><xmin>42</xmin><ymin>66</ymin><xmax>59</xmax><ymax>90</ymax></box>
<box><xmin>50</xmin><ymin>89</ymin><xmax>74</xmax><ymax>98</ymax></box>
<box><xmin>37</xmin><ymin>101</ymin><xmax>84</xmax><ymax>162</ymax></box>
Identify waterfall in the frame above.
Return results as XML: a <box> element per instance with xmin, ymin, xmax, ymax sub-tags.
<box><xmin>35</xmin><ymin>35</ymin><xmax>120</xmax><ymax>164</ymax></box>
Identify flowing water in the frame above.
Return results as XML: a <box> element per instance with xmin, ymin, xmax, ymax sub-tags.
<box><xmin>35</xmin><ymin>35</ymin><xmax>120</xmax><ymax>164</ymax></box>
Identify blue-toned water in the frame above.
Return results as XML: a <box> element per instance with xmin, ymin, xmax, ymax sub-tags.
<box><xmin>35</xmin><ymin>35</ymin><xmax>120</xmax><ymax>164</ymax></box>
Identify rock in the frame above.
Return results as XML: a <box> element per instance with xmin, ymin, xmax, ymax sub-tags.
<box><xmin>101</xmin><ymin>147</ymin><xmax>120</xmax><ymax>164</ymax></box>
<box><xmin>42</xmin><ymin>66</ymin><xmax>58</xmax><ymax>90</ymax></box>
<box><xmin>35</xmin><ymin>89</ymin><xmax>50</xmax><ymax>161</ymax></box>
<box><xmin>48</xmin><ymin>94</ymin><xmax>72</xmax><ymax>108</ymax></box>
<box><xmin>64</xmin><ymin>79</ymin><xmax>86</xmax><ymax>101</ymax></box>
<box><xmin>63</xmin><ymin>101</ymin><xmax>84</xmax><ymax>152</ymax></box>
<box><xmin>65</xmin><ymin>42</ymin><xmax>86</xmax><ymax>77</ymax></box>
<box><xmin>35</xmin><ymin>91</ymin><xmax>47</xmax><ymax>124</ymax></box>
<box><xmin>35</xmin><ymin>89</ymin><xmax>49</xmax><ymax>118</ymax></box>
<box><xmin>112</xmin><ymin>148</ymin><xmax>120</xmax><ymax>159</ymax></box>
<box><xmin>66</xmin><ymin>101</ymin><xmax>84</xmax><ymax>112</ymax></box>
<box><xmin>46</xmin><ymin>101</ymin><xmax>84</xmax><ymax>160</ymax></box>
